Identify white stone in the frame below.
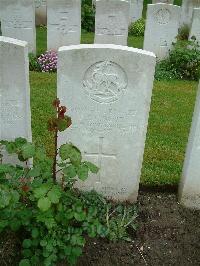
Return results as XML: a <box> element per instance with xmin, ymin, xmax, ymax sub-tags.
<box><xmin>189</xmin><ymin>8</ymin><xmax>200</xmax><ymax>43</ymax></box>
<box><xmin>35</xmin><ymin>0</ymin><xmax>47</xmax><ymax>26</ymax></box>
<box><xmin>152</xmin><ymin>0</ymin><xmax>174</xmax><ymax>4</ymax></box>
<box><xmin>0</xmin><ymin>0</ymin><xmax>36</xmax><ymax>54</ymax></box>
<box><xmin>180</xmin><ymin>0</ymin><xmax>200</xmax><ymax>27</ymax></box>
<box><xmin>143</xmin><ymin>3</ymin><xmax>181</xmax><ymax>60</ymax></box>
<box><xmin>0</xmin><ymin>36</ymin><xmax>32</xmax><ymax>163</ymax></box>
<box><xmin>57</xmin><ymin>44</ymin><xmax>156</xmax><ymax>202</ymax></box>
<box><xmin>129</xmin><ymin>0</ymin><xmax>144</xmax><ymax>23</ymax></box>
<box><xmin>94</xmin><ymin>0</ymin><xmax>130</xmax><ymax>46</ymax></box>
<box><xmin>47</xmin><ymin>0</ymin><xmax>81</xmax><ymax>50</ymax></box>
<box><xmin>179</xmin><ymin>81</ymin><xmax>200</xmax><ymax>209</ymax></box>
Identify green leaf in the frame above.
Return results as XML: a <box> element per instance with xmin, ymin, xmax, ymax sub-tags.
<box><xmin>10</xmin><ymin>220</ymin><xmax>21</xmax><ymax>231</ymax></box>
<box><xmin>0</xmin><ymin>188</ymin><xmax>11</xmax><ymax>208</ymax></box>
<box><xmin>74</xmin><ymin>211</ymin><xmax>86</xmax><ymax>222</ymax></box>
<box><xmin>47</xmin><ymin>185</ymin><xmax>61</xmax><ymax>204</ymax></box>
<box><xmin>34</xmin><ymin>183</ymin><xmax>52</xmax><ymax>199</ymax></box>
<box><xmin>5</xmin><ymin>142</ymin><xmax>17</xmax><ymax>154</ymax></box>
<box><xmin>21</xmin><ymin>143</ymin><xmax>35</xmax><ymax>159</ymax></box>
<box><xmin>76</xmin><ymin>164</ymin><xmax>89</xmax><ymax>181</ymax></box>
<box><xmin>15</xmin><ymin>137</ymin><xmax>27</xmax><ymax>148</ymax></box>
<box><xmin>84</xmin><ymin>162</ymin><xmax>99</xmax><ymax>174</ymax></box>
<box><xmin>59</xmin><ymin>143</ymin><xmax>82</xmax><ymax>165</ymax></box>
<box><xmin>57</xmin><ymin>116</ymin><xmax>72</xmax><ymax>132</ymax></box>
<box><xmin>19</xmin><ymin>259</ymin><xmax>31</xmax><ymax>266</ymax></box>
<box><xmin>22</xmin><ymin>239</ymin><xmax>32</xmax><ymax>249</ymax></box>
<box><xmin>27</xmin><ymin>168</ymin><xmax>41</xmax><ymax>178</ymax></box>
<box><xmin>63</xmin><ymin>165</ymin><xmax>77</xmax><ymax>178</ymax></box>
<box><xmin>38</xmin><ymin>197</ymin><xmax>51</xmax><ymax>212</ymax></box>
<box><xmin>31</xmin><ymin>228</ymin><xmax>39</xmax><ymax>238</ymax></box>
<box><xmin>40</xmin><ymin>240</ymin><xmax>47</xmax><ymax>247</ymax></box>
<box><xmin>71</xmin><ymin>246</ymin><xmax>82</xmax><ymax>257</ymax></box>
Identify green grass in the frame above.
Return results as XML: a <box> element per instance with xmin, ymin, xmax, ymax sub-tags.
<box><xmin>36</xmin><ymin>28</ymin><xmax>144</xmax><ymax>55</ymax></box>
<box><xmin>30</xmin><ymin>72</ymin><xmax>198</xmax><ymax>186</ymax></box>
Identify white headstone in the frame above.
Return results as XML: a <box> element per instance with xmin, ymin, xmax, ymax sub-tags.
<box><xmin>189</xmin><ymin>8</ymin><xmax>200</xmax><ymax>43</ymax></box>
<box><xmin>94</xmin><ymin>0</ymin><xmax>130</xmax><ymax>46</ymax></box>
<box><xmin>57</xmin><ymin>44</ymin><xmax>156</xmax><ymax>202</ymax></box>
<box><xmin>152</xmin><ymin>0</ymin><xmax>174</xmax><ymax>3</ymax></box>
<box><xmin>47</xmin><ymin>0</ymin><xmax>81</xmax><ymax>50</ymax></box>
<box><xmin>179</xmin><ymin>81</ymin><xmax>200</xmax><ymax>209</ymax></box>
<box><xmin>180</xmin><ymin>0</ymin><xmax>200</xmax><ymax>27</ymax></box>
<box><xmin>129</xmin><ymin>0</ymin><xmax>144</xmax><ymax>23</ymax></box>
<box><xmin>0</xmin><ymin>0</ymin><xmax>36</xmax><ymax>54</ymax></box>
<box><xmin>35</xmin><ymin>0</ymin><xmax>47</xmax><ymax>26</ymax></box>
<box><xmin>0</xmin><ymin>37</ymin><xmax>32</xmax><ymax>163</ymax></box>
<box><xmin>144</xmin><ymin>3</ymin><xmax>180</xmax><ymax>60</ymax></box>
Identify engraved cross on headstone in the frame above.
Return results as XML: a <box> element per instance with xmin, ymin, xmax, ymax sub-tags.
<box><xmin>84</xmin><ymin>137</ymin><xmax>116</xmax><ymax>183</ymax></box>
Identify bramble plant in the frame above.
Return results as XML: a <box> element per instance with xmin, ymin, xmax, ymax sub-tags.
<box><xmin>0</xmin><ymin>99</ymin><xmax>107</xmax><ymax>266</ymax></box>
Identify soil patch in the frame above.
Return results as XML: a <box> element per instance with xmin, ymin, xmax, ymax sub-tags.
<box><xmin>1</xmin><ymin>191</ymin><xmax>200</xmax><ymax>266</ymax></box>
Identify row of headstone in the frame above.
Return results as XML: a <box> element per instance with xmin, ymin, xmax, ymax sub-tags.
<box><xmin>1</xmin><ymin>35</ymin><xmax>200</xmax><ymax>209</ymax></box>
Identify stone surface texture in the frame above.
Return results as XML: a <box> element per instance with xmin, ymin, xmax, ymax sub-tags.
<box><xmin>189</xmin><ymin>8</ymin><xmax>200</xmax><ymax>43</ymax></box>
<box><xmin>129</xmin><ymin>0</ymin><xmax>143</xmax><ymax>23</ymax></box>
<box><xmin>179</xmin><ymin>82</ymin><xmax>200</xmax><ymax>210</ymax></box>
<box><xmin>47</xmin><ymin>0</ymin><xmax>81</xmax><ymax>50</ymax></box>
<box><xmin>0</xmin><ymin>36</ymin><xmax>32</xmax><ymax>163</ymax></box>
<box><xmin>57</xmin><ymin>44</ymin><xmax>156</xmax><ymax>202</ymax></box>
<box><xmin>0</xmin><ymin>0</ymin><xmax>36</xmax><ymax>54</ymax></box>
<box><xmin>94</xmin><ymin>0</ymin><xmax>130</xmax><ymax>46</ymax></box>
<box><xmin>144</xmin><ymin>3</ymin><xmax>180</xmax><ymax>60</ymax></box>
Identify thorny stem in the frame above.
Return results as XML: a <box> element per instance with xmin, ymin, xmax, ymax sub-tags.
<box><xmin>52</xmin><ymin>127</ymin><xmax>58</xmax><ymax>183</ymax></box>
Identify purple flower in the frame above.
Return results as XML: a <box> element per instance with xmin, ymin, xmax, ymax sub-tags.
<box><xmin>37</xmin><ymin>50</ymin><xmax>58</xmax><ymax>73</ymax></box>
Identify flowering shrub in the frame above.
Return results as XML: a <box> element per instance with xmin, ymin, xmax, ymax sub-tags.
<box><xmin>38</xmin><ymin>50</ymin><xmax>58</xmax><ymax>73</ymax></box>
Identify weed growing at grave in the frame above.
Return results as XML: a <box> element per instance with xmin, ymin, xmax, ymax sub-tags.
<box><xmin>81</xmin><ymin>191</ymin><xmax>138</xmax><ymax>242</ymax></box>
<box><xmin>38</xmin><ymin>50</ymin><xmax>58</xmax><ymax>73</ymax></box>
<box><xmin>155</xmin><ymin>39</ymin><xmax>200</xmax><ymax>81</ymax></box>
<box><xmin>177</xmin><ymin>24</ymin><xmax>190</xmax><ymax>41</ymax></box>
<box><xmin>0</xmin><ymin>99</ymin><xmax>108</xmax><ymax>265</ymax></box>
<box><xmin>128</xmin><ymin>18</ymin><xmax>145</xmax><ymax>37</ymax></box>
<box><xmin>29</xmin><ymin>53</ymin><xmax>41</xmax><ymax>72</ymax></box>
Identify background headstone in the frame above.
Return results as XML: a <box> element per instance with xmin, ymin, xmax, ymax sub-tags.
<box><xmin>144</xmin><ymin>3</ymin><xmax>180</xmax><ymax>60</ymax></box>
<box><xmin>129</xmin><ymin>0</ymin><xmax>144</xmax><ymax>23</ymax></box>
<box><xmin>0</xmin><ymin>36</ymin><xmax>32</xmax><ymax>163</ymax></box>
<box><xmin>94</xmin><ymin>0</ymin><xmax>130</xmax><ymax>45</ymax></box>
<box><xmin>152</xmin><ymin>0</ymin><xmax>174</xmax><ymax>3</ymax></box>
<box><xmin>179</xmin><ymin>81</ymin><xmax>200</xmax><ymax>209</ymax></box>
<box><xmin>35</xmin><ymin>0</ymin><xmax>47</xmax><ymax>26</ymax></box>
<box><xmin>0</xmin><ymin>0</ymin><xmax>36</xmax><ymax>54</ymax></box>
<box><xmin>180</xmin><ymin>0</ymin><xmax>200</xmax><ymax>27</ymax></box>
<box><xmin>57</xmin><ymin>44</ymin><xmax>156</xmax><ymax>202</ymax></box>
<box><xmin>189</xmin><ymin>8</ymin><xmax>200</xmax><ymax>43</ymax></box>
<box><xmin>47</xmin><ymin>0</ymin><xmax>81</xmax><ymax>50</ymax></box>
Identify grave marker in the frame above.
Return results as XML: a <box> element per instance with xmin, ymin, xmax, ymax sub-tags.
<box><xmin>0</xmin><ymin>36</ymin><xmax>32</xmax><ymax>163</ymax></box>
<box><xmin>152</xmin><ymin>0</ymin><xmax>174</xmax><ymax>3</ymax></box>
<box><xmin>189</xmin><ymin>8</ymin><xmax>200</xmax><ymax>44</ymax></box>
<box><xmin>129</xmin><ymin>0</ymin><xmax>144</xmax><ymax>23</ymax></box>
<box><xmin>180</xmin><ymin>0</ymin><xmax>200</xmax><ymax>27</ymax></box>
<box><xmin>94</xmin><ymin>0</ymin><xmax>130</xmax><ymax>45</ymax></box>
<box><xmin>144</xmin><ymin>3</ymin><xmax>180</xmax><ymax>60</ymax></box>
<box><xmin>47</xmin><ymin>0</ymin><xmax>81</xmax><ymax>50</ymax></box>
<box><xmin>179</xmin><ymin>81</ymin><xmax>200</xmax><ymax>209</ymax></box>
<box><xmin>0</xmin><ymin>0</ymin><xmax>36</xmax><ymax>54</ymax></box>
<box><xmin>57</xmin><ymin>44</ymin><xmax>156</xmax><ymax>202</ymax></box>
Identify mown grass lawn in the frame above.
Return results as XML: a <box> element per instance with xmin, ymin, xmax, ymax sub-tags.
<box><xmin>33</xmin><ymin>21</ymin><xmax>198</xmax><ymax>186</ymax></box>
